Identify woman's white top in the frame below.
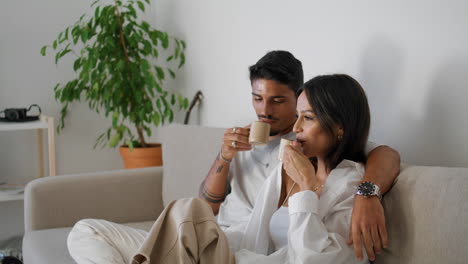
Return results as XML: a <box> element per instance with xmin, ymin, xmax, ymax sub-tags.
<box><xmin>269</xmin><ymin>206</ymin><xmax>289</xmax><ymax>251</ymax></box>
<box><xmin>220</xmin><ymin>159</ymin><xmax>368</xmax><ymax>264</ymax></box>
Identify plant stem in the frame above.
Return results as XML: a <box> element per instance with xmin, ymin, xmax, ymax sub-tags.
<box><xmin>114</xmin><ymin>0</ymin><xmax>147</xmax><ymax>148</ymax></box>
<box><xmin>113</xmin><ymin>0</ymin><xmax>130</xmax><ymax>63</ymax></box>
<box><xmin>136</xmin><ymin>125</ymin><xmax>147</xmax><ymax>147</ymax></box>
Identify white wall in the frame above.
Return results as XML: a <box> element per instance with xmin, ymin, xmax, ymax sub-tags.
<box><xmin>156</xmin><ymin>0</ymin><xmax>468</xmax><ymax>168</ymax></box>
<box><xmin>0</xmin><ymin>0</ymin><xmax>467</xmax><ymax>240</ymax></box>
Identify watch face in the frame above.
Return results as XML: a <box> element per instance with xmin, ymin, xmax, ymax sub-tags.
<box><xmin>358</xmin><ymin>182</ymin><xmax>375</xmax><ymax>196</ymax></box>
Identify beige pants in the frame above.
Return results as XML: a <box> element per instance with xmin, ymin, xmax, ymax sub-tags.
<box><xmin>68</xmin><ymin>198</ymin><xmax>234</xmax><ymax>264</ymax></box>
<box><xmin>132</xmin><ymin>198</ymin><xmax>235</xmax><ymax>264</ymax></box>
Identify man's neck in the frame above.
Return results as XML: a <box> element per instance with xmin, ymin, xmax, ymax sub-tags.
<box><xmin>268</xmin><ymin>121</ymin><xmax>295</xmax><ymax>142</ymax></box>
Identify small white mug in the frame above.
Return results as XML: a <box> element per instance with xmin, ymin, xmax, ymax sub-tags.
<box><xmin>249</xmin><ymin>121</ymin><xmax>271</xmax><ymax>146</ymax></box>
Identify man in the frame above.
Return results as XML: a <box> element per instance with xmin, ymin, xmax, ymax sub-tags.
<box><xmin>199</xmin><ymin>50</ymin><xmax>400</xmax><ymax>262</ymax></box>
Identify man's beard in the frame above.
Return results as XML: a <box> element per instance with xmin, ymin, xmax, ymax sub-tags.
<box><xmin>269</xmin><ymin>130</ymin><xmax>280</xmax><ymax>136</ymax></box>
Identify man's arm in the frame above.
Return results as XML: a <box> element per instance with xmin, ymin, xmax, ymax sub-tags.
<box><xmin>348</xmin><ymin>145</ymin><xmax>401</xmax><ymax>262</ymax></box>
<box><xmin>199</xmin><ymin>127</ymin><xmax>251</xmax><ymax>215</ymax></box>
<box><xmin>199</xmin><ymin>153</ymin><xmax>232</xmax><ymax>215</ymax></box>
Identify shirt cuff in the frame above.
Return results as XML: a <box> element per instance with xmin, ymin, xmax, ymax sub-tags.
<box><xmin>288</xmin><ymin>190</ymin><xmax>319</xmax><ymax>214</ymax></box>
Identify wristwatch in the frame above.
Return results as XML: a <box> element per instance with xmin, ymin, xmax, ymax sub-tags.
<box><xmin>356</xmin><ymin>181</ymin><xmax>381</xmax><ymax>199</ymax></box>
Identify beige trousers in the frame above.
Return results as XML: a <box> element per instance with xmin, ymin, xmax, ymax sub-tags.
<box><xmin>132</xmin><ymin>197</ymin><xmax>235</xmax><ymax>264</ymax></box>
<box><xmin>68</xmin><ymin>198</ymin><xmax>234</xmax><ymax>264</ymax></box>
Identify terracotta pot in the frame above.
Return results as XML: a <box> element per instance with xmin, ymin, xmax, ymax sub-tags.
<box><xmin>119</xmin><ymin>143</ymin><xmax>163</xmax><ymax>169</ymax></box>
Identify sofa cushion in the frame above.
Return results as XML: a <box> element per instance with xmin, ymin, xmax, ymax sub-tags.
<box><xmin>23</xmin><ymin>221</ymin><xmax>154</xmax><ymax>264</ymax></box>
<box><xmin>380</xmin><ymin>165</ymin><xmax>468</xmax><ymax>263</ymax></box>
<box><xmin>160</xmin><ymin>124</ymin><xmax>225</xmax><ymax>205</ymax></box>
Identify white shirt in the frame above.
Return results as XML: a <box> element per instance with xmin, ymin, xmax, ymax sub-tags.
<box><xmin>233</xmin><ymin>160</ymin><xmax>369</xmax><ymax>264</ymax></box>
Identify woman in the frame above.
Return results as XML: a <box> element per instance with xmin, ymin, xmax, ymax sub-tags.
<box><xmin>232</xmin><ymin>73</ymin><xmax>370</xmax><ymax>263</ymax></box>
<box><xmin>68</xmin><ymin>74</ymin><xmax>370</xmax><ymax>264</ymax></box>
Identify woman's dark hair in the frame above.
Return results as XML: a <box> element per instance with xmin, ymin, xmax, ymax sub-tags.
<box><xmin>298</xmin><ymin>74</ymin><xmax>370</xmax><ymax>170</ymax></box>
<box><xmin>249</xmin><ymin>50</ymin><xmax>304</xmax><ymax>94</ymax></box>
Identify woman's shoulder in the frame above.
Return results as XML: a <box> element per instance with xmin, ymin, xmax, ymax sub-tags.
<box><xmin>326</xmin><ymin>160</ymin><xmax>365</xmax><ymax>194</ymax></box>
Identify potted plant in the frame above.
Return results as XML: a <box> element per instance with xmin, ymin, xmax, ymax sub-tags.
<box><xmin>41</xmin><ymin>0</ymin><xmax>189</xmax><ymax>168</ymax></box>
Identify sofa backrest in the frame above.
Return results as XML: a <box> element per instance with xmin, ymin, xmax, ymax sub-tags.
<box><xmin>161</xmin><ymin>125</ymin><xmax>468</xmax><ymax>263</ymax></box>
<box><xmin>160</xmin><ymin>124</ymin><xmax>225</xmax><ymax>205</ymax></box>
<box><xmin>380</xmin><ymin>164</ymin><xmax>468</xmax><ymax>263</ymax></box>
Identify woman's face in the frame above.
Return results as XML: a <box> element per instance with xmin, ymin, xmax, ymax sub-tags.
<box><xmin>293</xmin><ymin>91</ymin><xmax>339</xmax><ymax>158</ymax></box>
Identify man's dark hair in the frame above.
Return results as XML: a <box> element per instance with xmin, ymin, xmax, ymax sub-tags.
<box><xmin>298</xmin><ymin>74</ymin><xmax>371</xmax><ymax>170</ymax></box>
<box><xmin>249</xmin><ymin>50</ymin><xmax>304</xmax><ymax>94</ymax></box>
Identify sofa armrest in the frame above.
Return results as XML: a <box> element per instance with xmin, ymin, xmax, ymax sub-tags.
<box><xmin>24</xmin><ymin>166</ymin><xmax>163</xmax><ymax>232</ymax></box>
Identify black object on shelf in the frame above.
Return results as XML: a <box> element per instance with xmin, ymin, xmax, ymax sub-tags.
<box><xmin>0</xmin><ymin>104</ymin><xmax>41</xmax><ymax>122</ymax></box>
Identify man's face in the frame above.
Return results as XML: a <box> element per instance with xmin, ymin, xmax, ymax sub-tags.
<box><xmin>251</xmin><ymin>78</ymin><xmax>297</xmax><ymax>136</ymax></box>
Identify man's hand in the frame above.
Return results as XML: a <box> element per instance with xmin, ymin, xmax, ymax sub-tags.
<box><xmin>348</xmin><ymin>195</ymin><xmax>388</xmax><ymax>262</ymax></box>
<box><xmin>221</xmin><ymin>126</ymin><xmax>252</xmax><ymax>161</ymax></box>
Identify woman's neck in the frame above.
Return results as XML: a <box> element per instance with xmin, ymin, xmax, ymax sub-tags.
<box><xmin>315</xmin><ymin>158</ymin><xmax>330</xmax><ymax>184</ymax></box>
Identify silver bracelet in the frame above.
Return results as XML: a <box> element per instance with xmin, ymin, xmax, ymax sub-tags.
<box><xmin>219</xmin><ymin>150</ymin><xmax>232</xmax><ymax>163</ymax></box>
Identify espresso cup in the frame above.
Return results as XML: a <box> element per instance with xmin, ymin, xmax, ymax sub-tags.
<box><xmin>249</xmin><ymin>121</ymin><xmax>271</xmax><ymax>146</ymax></box>
<box><xmin>278</xmin><ymin>138</ymin><xmax>294</xmax><ymax>161</ymax></box>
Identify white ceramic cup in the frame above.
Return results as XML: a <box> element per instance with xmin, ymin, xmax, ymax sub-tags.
<box><xmin>278</xmin><ymin>138</ymin><xmax>294</xmax><ymax>161</ymax></box>
<box><xmin>248</xmin><ymin>121</ymin><xmax>271</xmax><ymax>146</ymax></box>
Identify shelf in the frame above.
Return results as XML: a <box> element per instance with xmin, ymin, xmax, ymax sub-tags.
<box><xmin>0</xmin><ymin>185</ymin><xmax>25</xmax><ymax>202</ymax></box>
<box><xmin>0</xmin><ymin>116</ymin><xmax>49</xmax><ymax>131</ymax></box>
<box><xmin>0</xmin><ymin>193</ymin><xmax>24</xmax><ymax>202</ymax></box>
<box><xmin>0</xmin><ymin>115</ymin><xmax>56</xmax><ymax>178</ymax></box>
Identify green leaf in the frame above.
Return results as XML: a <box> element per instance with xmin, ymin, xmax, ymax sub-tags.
<box><xmin>112</xmin><ymin>111</ymin><xmax>119</xmax><ymax>127</ymax></box>
<box><xmin>94</xmin><ymin>6</ymin><xmax>100</xmax><ymax>19</ymax></box>
<box><xmin>53</xmin><ymin>40</ymin><xmax>58</xmax><ymax>50</ymax></box>
<box><xmin>179</xmin><ymin>53</ymin><xmax>185</xmax><ymax>68</ymax></box>
<box><xmin>144</xmin><ymin>0</ymin><xmax>150</xmax><ymax>4</ymax></box>
<box><xmin>116</xmin><ymin>60</ymin><xmax>125</xmax><ymax>70</ymax></box>
<box><xmin>152</xmin><ymin>48</ymin><xmax>159</xmax><ymax>58</ymax></box>
<box><xmin>140</xmin><ymin>60</ymin><xmax>150</xmax><ymax>72</ymax></box>
<box><xmin>168</xmin><ymin>68</ymin><xmax>176</xmax><ymax>79</ymax></box>
<box><xmin>152</xmin><ymin>112</ymin><xmax>160</xmax><ymax>127</ymax></box>
<box><xmin>81</xmin><ymin>29</ymin><xmax>89</xmax><ymax>43</ymax></box>
<box><xmin>166</xmin><ymin>55</ymin><xmax>173</xmax><ymax>62</ymax></box>
<box><xmin>169</xmin><ymin>110</ymin><xmax>174</xmax><ymax>123</ymax></box>
<box><xmin>128</xmin><ymin>5</ymin><xmax>137</xmax><ymax>18</ymax></box>
<box><xmin>137</xmin><ymin>1</ymin><xmax>145</xmax><ymax>12</ymax></box>
<box><xmin>170</xmin><ymin>94</ymin><xmax>175</xmax><ymax>105</ymax></box>
<box><xmin>40</xmin><ymin>46</ymin><xmax>47</xmax><ymax>56</ymax></box>
<box><xmin>155</xmin><ymin>66</ymin><xmax>165</xmax><ymax>80</ymax></box>
<box><xmin>180</xmin><ymin>40</ymin><xmax>186</xmax><ymax>49</ymax></box>
<box><xmin>143</xmin><ymin>39</ymin><xmax>152</xmax><ymax>54</ymax></box>
<box><xmin>155</xmin><ymin>82</ymin><xmax>162</xmax><ymax>93</ymax></box>
<box><xmin>183</xmin><ymin>98</ymin><xmax>189</xmax><ymax>109</ymax></box>
<box><xmin>109</xmin><ymin>132</ymin><xmax>122</xmax><ymax>147</ymax></box>
<box><xmin>144</xmin><ymin>126</ymin><xmax>151</xmax><ymax>137</ymax></box>
<box><xmin>141</xmin><ymin>21</ymin><xmax>150</xmax><ymax>32</ymax></box>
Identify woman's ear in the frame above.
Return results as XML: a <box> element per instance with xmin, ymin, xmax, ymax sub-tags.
<box><xmin>335</xmin><ymin>126</ymin><xmax>344</xmax><ymax>141</ymax></box>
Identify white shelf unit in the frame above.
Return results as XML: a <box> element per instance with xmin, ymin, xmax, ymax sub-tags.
<box><xmin>0</xmin><ymin>115</ymin><xmax>56</xmax><ymax>202</ymax></box>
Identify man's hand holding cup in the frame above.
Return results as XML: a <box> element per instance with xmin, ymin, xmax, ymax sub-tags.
<box><xmin>221</xmin><ymin>121</ymin><xmax>271</xmax><ymax>162</ymax></box>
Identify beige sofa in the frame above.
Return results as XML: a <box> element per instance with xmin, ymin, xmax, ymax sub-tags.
<box><xmin>22</xmin><ymin>124</ymin><xmax>468</xmax><ymax>263</ymax></box>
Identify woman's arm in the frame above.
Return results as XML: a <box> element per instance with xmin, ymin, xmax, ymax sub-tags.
<box><xmin>286</xmin><ymin>188</ymin><xmax>365</xmax><ymax>264</ymax></box>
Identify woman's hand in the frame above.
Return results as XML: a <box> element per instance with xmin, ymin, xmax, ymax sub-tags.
<box><xmin>282</xmin><ymin>143</ymin><xmax>318</xmax><ymax>191</ymax></box>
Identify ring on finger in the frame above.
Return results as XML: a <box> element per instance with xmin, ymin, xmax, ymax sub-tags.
<box><xmin>232</xmin><ymin>127</ymin><xmax>238</xmax><ymax>133</ymax></box>
<box><xmin>231</xmin><ymin>140</ymin><xmax>237</xmax><ymax>148</ymax></box>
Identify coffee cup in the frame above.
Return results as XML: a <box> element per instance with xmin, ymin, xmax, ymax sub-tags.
<box><xmin>249</xmin><ymin>121</ymin><xmax>271</xmax><ymax>146</ymax></box>
<box><xmin>278</xmin><ymin>138</ymin><xmax>293</xmax><ymax>161</ymax></box>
